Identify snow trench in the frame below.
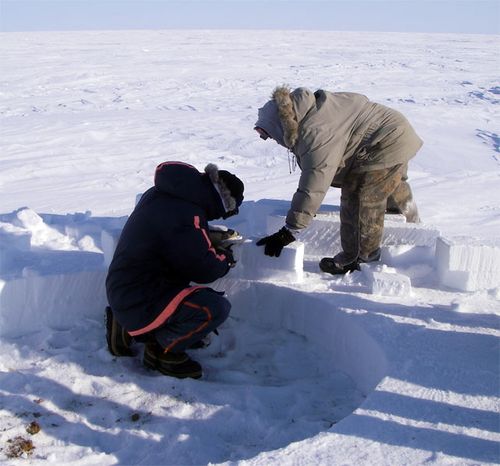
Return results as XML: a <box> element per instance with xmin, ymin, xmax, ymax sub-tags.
<box><xmin>0</xmin><ymin>270</ymin><xmax>388</xmax><ymax>462</ymax></box>
<box><xmin>0</xmin><ymin>268</ymin><xmax>386</xmax><ymax>397</ymax></box>
<box><xmin>0</xmin><ymin>206</ymin><xmax>391</xmax><ymax>461</ymax></box>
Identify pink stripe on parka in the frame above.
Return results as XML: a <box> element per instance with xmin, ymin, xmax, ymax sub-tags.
<box><xmin>194</xmin><ymin>215</ymin><xmax>226</xmax><ymax>261</ymax></box>
<box><xmin>128</xmin><ymin>285</ymin><xmax>205</xmax><ymax>336</ymax></box>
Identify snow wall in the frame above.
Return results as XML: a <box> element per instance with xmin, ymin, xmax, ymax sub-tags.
<box><xmin>2</xmin><ymin>199</ymin><xmax>499</xmax><ymax>398</ymax></box>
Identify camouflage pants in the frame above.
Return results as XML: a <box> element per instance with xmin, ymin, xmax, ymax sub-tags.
<box><xmin>334</xmin><ymin>163</ymin><xmax>420</xmax><ymax>266</ymax></box>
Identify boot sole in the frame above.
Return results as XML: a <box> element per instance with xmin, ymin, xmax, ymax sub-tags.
<box><xmin>143</xmin><ymin>360</ymin><xmax>202</xmax><ymax>379</ymax></box>
<box><xmin>143</xmin><ymin>350</ymin><xmax>202</xmax><ymax>379</ymax></box>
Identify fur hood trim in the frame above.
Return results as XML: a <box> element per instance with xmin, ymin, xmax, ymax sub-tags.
<box><xmin>204</xmin><ymin>163</ymin><xmax>238</xmax><ymax>212</ymax></box>
<box><xmin>273</xmin><ymin>86</ymin><xmax>299</xmax><ymax>148</ymax></box>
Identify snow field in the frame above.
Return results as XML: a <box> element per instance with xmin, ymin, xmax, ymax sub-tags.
<box><xmin>1</xmin><ymin>29</ymin><xmax>499</xmax><ymax>465</ymax></box>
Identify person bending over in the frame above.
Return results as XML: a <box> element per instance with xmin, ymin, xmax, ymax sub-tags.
<box><xmin>255</xmin><ymin>86</ymin><xmax>422</xmax><ymax>274</ymax></box>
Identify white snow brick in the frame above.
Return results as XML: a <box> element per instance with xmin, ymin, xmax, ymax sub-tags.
<box><xmin>382</xmin><ymin>221</ymin><xmax>440</xmax><ymax>248</ymax></box>
<box><xmin>381</xmin><ymin>244</ymin><xmax>435</xmax><ymax>267</ymax></box>
<box><xmin>436</xmin><ymin>236</ymin><xmax>500</xmax><ymax>291</ymax></box>
<box><xmin>0</xmin><ymin>270</ymin><xmax>108</xmax><ymax>337</ymax></box>
<box><xmin>101</xmin><ymin>228</ymin><xmax>122</xmax><ymax>267</ymax></box>
<box><xmin>231</xmin><ymin>239</ymin><xmax>304</xmax><ymax>283</ymax></box>
<box><xmin>267</xmin><ymin>212</ymin><xmax>440</xmax><ymax>257</ymax></box>
<box><xmin>360</xmin><ymin>263</ymin><xmax>412</xmax><ymax>297</ymax></box>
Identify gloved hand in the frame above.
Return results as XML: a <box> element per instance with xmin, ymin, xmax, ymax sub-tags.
<box><xmin>209</xmin><ymin>228</ymin><xmax>239</xmax><ymax>249</ymax></box>
<box><xmin>216</xmin><ymin>245</ymin><xmax>236</xmax><ymax>268</ymax></box>
<box><xmin>256</xmin><ymin>227</ymin><xmax>295</xmax><ymax>257</ymax></box>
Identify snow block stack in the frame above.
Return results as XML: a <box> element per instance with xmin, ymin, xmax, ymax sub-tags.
<box><xmin>231</xmin><ymin>240</ymin><xmax>304</xmax><ymax>283</ymax></box>
<box><xmin>267</xmin><ymin>211</ymin><xmax>440</xmax><ymax>258</ymax></box>
<box><xmin>435</xmin><ymin>236</ymin><xmax>500</xmax><ymax>291</ymax></box>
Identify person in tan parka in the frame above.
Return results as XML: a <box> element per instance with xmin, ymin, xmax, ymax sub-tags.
<box><xmin>255</xmin><ymin>86</ymin><xmax>423</xmax><ymax>274</ymax></box>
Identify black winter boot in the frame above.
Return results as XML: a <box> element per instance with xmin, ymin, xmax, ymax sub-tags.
<box><xmin>105</xmin><ymin>306</ymin><xmax>134</xmax><ymax>356</ymax></box>
<box><xmin>143</xmin><ymin>343</ymin><xmax>202</xmax><ymax>379</ymax></box>
<box><xmin>319</xmin><ymin>257</ymin><xmax>360</xmax><ymax>275</ymax></box>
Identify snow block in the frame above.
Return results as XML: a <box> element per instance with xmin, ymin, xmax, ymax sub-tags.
<box><xmin>267</xmin><ymin>212</ymin><xmax>440</xmax><ymax>258</ymax></box>
<box><xmin>231</xmin><ymin>239</ymin><xmax>304</xmax><ymax>283</ymax></box>
<box><xmin>381</xmin><ymin>244</ymin><xmax>435</xmax><ymax>267</ymax></box>
<box><xmin>360</xmin><ymin>263</ymin><xmax>412</xmax><ymax>297</ymax></box>
<box><xmin>0</xmin><ymin>270</ymin><xmax>108</xmax><ymax>337</ymax></box>
<box><xmin>436</xmin><ymin>236</ymin><xmax>500</xmax><ymax>291</ymax></box>
<box><xmin>101</xmin><ymin>228</ymin><xmax>122</xmax><ymax>267</ymax></box>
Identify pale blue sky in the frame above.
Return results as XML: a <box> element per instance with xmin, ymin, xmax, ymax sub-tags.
<box><xmin>1</xmin><ymin>0</ymin><xmax>498</xmax><ymax>34</ymax></box>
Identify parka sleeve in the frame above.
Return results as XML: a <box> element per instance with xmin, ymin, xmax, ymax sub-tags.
<box><xmin>286</xmin><ymin>132</ymin><xmax>347</xmax><ymax>229</ymax></box>
<box><xmin>164</xmin><ymin>213</ymin><xmax>231</xmax><ymax>284</ymax></box>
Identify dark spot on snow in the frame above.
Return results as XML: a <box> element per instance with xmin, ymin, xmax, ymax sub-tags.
<box><xmin>5</xmin><ymin>436</ymin><xmax>35</xmax><ymax>458</ymax></box>
<box><xmin>26</xmin><ymin>421</ymin><xmax>41</xmax><ymax>435</ymax></box>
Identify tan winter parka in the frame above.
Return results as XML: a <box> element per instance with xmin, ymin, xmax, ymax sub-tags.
<box><xmin>261</xmin><ymin>87</ymin><xmax>423</xmax><ymax>230</ymax></box>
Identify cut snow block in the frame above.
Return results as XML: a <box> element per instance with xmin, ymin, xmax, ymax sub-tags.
<box><xmin>231</xmin><ymin>239</ymin><xmax>304</xmax><ymax>283</ymax></box>
<box><xmin>360</xmin><ymin>263</ymin><xmax>412</xmax><ymax>297</ymax></box>
<box><xmin>0</xmin><ymin>270</ymin><xmax>108</xmax><ymax>337</ymax></box>
<box><xmin>101</xmin><ymin>228</ymin><xmax>122</xmax><ymax>267</ymax></box>
<box><xmin>381</xmin><ymin>244</ymin><xmax>435</xmax><ymax>267</ymax></box>
<box><xmin>436</xmin><ymin>236</ymin><xmax>500</xmax><ymax>291</ymax></box>
<box><xmin>267</xmin><ymin>213</ymin><xmax>440</xmax><ymax>258</ymax></box>
<box><xmin>382</xmin><ymin>221</ymin><xmax>440</xmax><ymax>248</ymax></box>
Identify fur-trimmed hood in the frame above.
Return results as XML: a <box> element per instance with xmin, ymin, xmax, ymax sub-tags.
<box><xmin>204</xmin><ymin>163</ymin><xmax>244</xmax><ymax>214</ymax></box>
<box><xmin>255</xmin><ymin>86</ymin><xmax>315</xmax><ymax>149</ymax></box>
<box><xmin>255</xmin><ymin>87</ymin><xmax>423</xmax><ymax>231</ymax></box>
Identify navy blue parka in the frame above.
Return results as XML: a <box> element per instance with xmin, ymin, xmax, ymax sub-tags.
<box><xmin>105</xmin><ymin>162</ymin><xmax>233</xmax><ymax>338</ymax></box>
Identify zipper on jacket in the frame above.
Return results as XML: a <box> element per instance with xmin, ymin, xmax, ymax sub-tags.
<box><xmin>288</xmin><ymin>150</ymin><xmax>297</xmax><ymax>173</ymax></box>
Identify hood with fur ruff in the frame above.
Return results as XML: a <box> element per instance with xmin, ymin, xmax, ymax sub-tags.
<box><xmin>255</xmin><ymin>86</ymin><xmax>302</xmax><ymax>149</ymax></box>
<box><xmin>204</xmin><ymin>163</ymin><xmax>244</xmax><ymax>214</ymax></box>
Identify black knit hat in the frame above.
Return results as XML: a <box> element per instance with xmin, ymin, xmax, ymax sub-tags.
<box><xmin>204</xmin><ymin>164</ymin><xmax>245</xmax><ymax>215</ymax></box>
<box><xmin>218</xmin><ymin>170</ymin><xmax>244</xmax><ymax>207</ymax></box>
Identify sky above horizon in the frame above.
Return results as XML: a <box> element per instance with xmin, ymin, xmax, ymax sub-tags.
<box><xmin>1</xmin><ymin>0</ymin><xmax>499</xmax><ymax>34</ymax></box>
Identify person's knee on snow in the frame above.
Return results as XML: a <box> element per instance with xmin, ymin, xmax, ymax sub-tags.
<box><xmin>153</xmin><ymin>290</ymin><xmax>231</xmax><ymax>354</ymax></box>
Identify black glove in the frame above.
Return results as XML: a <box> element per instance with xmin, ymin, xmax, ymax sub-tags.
<box><xmin>216</xmin><ymin>245</ymin><xmax>236</xmax><ymax>268</ymax></box>
<box><xmin>256</xmin><ymin>227</ymin><xmax>295</xmax><ymax>257</ymax></box>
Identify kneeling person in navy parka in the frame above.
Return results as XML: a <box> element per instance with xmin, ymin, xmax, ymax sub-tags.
<box><xmin>105</xmin><ymin>161</ymin><xmax>244</xmax><ymax>379</ymax></box>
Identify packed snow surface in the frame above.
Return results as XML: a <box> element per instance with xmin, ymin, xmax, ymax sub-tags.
<box><xmin>0</xmin><ymin>30</ymin><xmax>499</xmax><ymax>465</ymax></box>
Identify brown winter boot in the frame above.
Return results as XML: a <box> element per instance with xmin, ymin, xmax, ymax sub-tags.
<box><xmin>319</xmin><ymin>257</ymin><xmax>360</xmax><ymax>275</ymax></box>
<box><xmin>105</xmin><ymin>306</ymin><xmax>134</xmax><ymax>357</ymax></box>
<box><xmin>143</xmin><ymin>343</ymin><xmax>202</xmax><ymax>379</ymax></box>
